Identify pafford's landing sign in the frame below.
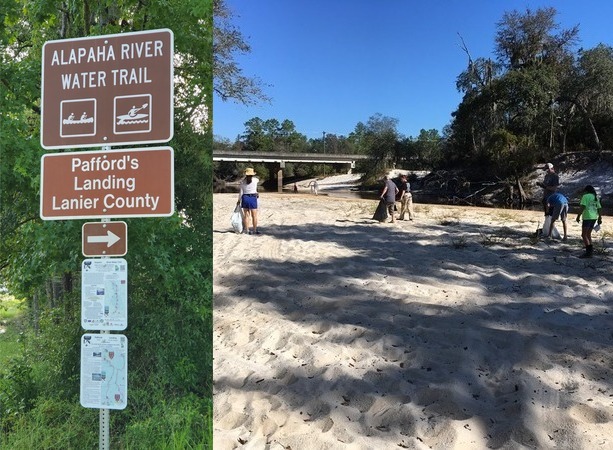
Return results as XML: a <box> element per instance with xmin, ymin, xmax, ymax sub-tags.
<box><xmin>41</xmin><ymin>29</ymin><xmax>173</xmax><ymax>149</ymax></box>
<box><xmin>40</xmin><ymin>147</ymin><xmax>174</xmax><ymax>220</ymax></box>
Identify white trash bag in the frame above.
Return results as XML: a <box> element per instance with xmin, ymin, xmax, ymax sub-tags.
<box><xmin>542</xmin><ymin>215</ymin><xmax>561</xmax><ymax>239</ymax></box>
<box><xmin>231</xmin><ymin>204</ymin><xmax>243</xmax><ymax>234</ymax></box>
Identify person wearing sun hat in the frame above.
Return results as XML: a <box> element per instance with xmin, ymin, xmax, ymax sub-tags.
<box><xmin>237</xmin><ymin>168</ymin><xmax>260</xmax><ymax>234</ymax></box>
<box><xmin>536</xmin><ymin>162</ymin><xmax>559</xmax><ymax>214</ymax></box>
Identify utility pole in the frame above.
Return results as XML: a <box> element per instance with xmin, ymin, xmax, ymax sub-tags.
<box><xmin>322</xmin><ymin>131</ymin><xmax>326</xmax><ymax>177</ymax></box>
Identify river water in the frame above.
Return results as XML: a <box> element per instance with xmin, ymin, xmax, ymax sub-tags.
<box><xmin>214</xmin><ymin>183</ymin><xmax>612</xmax><ymax>214</ymax></box>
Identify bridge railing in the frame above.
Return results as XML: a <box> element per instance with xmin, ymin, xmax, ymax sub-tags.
<box><xmin>212</xmin><ymin>151</ymin><xmax>369</xmax><ymax>165</ymax></box>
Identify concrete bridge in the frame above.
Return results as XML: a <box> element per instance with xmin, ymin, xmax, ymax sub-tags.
<box><xmin>212</xmin><ymin>151</ymin><xmax>369</xmax><ymax>190</ymax></box>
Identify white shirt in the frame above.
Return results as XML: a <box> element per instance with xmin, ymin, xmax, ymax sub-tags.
<box><xmin>239</xmin><ymin>176</ymin><xmax>259</xmax><ymax>198</ymax></box>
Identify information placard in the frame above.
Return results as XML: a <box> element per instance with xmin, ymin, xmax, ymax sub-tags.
<box><xmin>80</xmin><ymin>333</ymin><xmax>128</xmax><ymax>410</ymax></box>
<box><xmin>81</xmin><ymin>258</ymin><xmax>127</xmax><ymax>330</ymax></box>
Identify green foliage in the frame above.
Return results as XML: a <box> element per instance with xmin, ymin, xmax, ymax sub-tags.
<box><xmin>214</xmin><ymin>0</ymin><xmax>270</xmax><ymax>105</ymax></box>
<box><xmin>122</xmin><ymin>394</ymin><xmax>212</xmax><ymax>449</ymax></box>
<box><xmin>445</xmin><ymin>6</ymin><xmax>613</xmax><ymax>178</ymax></box>
<box><xmin>0</xmin><ymin>356</ymin><xmax>38</xmax><ymax>431</ymax></box>
<box><xmin>240</xmin><ymin>117</ymin><xmax>309</xmax><ymax>152</ymax></box>
<box><xmin>27</xmin><ymin>307</ymin><xmax>82</xmax><ymax>399</ymax></box>
<box><xmin>1</xmin><ymin>398</ymin><xmax>98</xmax><ymax>449</ymax></box>
<box><xmin>494</xmin><ymin>7</ymin><xmax>579</xmax><ymax>70</ymax></box>
<box><xmin>1</xmin><ymin>0</ymin><xmax>213</xmax><ymax>446</ymax></box>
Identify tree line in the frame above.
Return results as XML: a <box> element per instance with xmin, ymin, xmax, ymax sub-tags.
<box><xmin>215</xmin><ymin>7</ymin><xmax>613</xmax><ymax>183</ymax></box>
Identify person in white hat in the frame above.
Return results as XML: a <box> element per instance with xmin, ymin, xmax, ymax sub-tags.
<box><xmin>536</xmin><ymin>163</ymin><xmax>559</xmax><ymax>214</ymax></box>
<box><xmin>237</xmin><ymin>168</ymin><xmax>260</xmax><ymax>235</ymax></box>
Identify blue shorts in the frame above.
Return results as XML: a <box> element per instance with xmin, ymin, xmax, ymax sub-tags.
<box><xmin>550</xmin><ymin>203</ymin><xmax>568</xmax><ymax>222</ymax></box>
<box><xmin>241</xmin><ymin>194</ymin><xmax>258</xmax><ymax>209</ymax></box>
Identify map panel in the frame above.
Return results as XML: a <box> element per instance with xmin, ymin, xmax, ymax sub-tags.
<box><xmin>80</xmin><ymin>333</ymin><xmax>128</xmax><ymax>409</ymax></box>
<box><xmin>81</xmin><ymin>258</ymin><xmax>127</xmax><ymax>330</ymax></box>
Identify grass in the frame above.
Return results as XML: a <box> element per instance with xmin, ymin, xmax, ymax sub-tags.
<box><xmin>479</xmin><ymin>232</ymin><xmax>507</xmax><ymax>246</ymax></box>
<box><xmin>415</xmin><ymin>204</ymin><xmax>431</xmax><ymax>216</ymax></box>
<box><xmin>449</xmin><ymin>235</ymin><xmax>468</xmax><ymax>249</ymax></box>
<box><xmin>0</xmin><ymin>294</ymin><xmax>26</xmax><ymax>371</ymax></box>
<box><xmin>594</xmin><ymin>231</ymin><xmax>610</xmax><ymax>255</ymax></box>
<box><xmin>493</xmin><ymin>209</ymin><xmax>520</xmax><ymax>222</ymax></box>
<box><xmin>438</xmin><ymin>212</ymin><xmax>461</xmax><ymax>226</ymax></box>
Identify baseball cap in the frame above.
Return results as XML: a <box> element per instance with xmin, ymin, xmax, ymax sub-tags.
<box><xmin>543</xmin><ymin>163</ymin><xmax>553</xmax><ymax>170</ymax></box>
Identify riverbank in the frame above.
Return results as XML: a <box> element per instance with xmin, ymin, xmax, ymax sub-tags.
<box><xmin>213</xmin><ymin>193</ymin><xmax>613</xmax><ymax>449</ymax></box>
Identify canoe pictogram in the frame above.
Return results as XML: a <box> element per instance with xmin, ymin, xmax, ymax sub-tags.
<box><xmin>63</xmin><ymin>112</ymin><xmax>95</xmax><ymax>125</ymax></box>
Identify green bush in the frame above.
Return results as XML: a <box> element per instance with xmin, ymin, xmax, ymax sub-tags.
<box><xmin>122</xmin><ymin>394</ymin><xmax>212</xmax><ymax>449</ymax></box>
<box><xmin>1</xmin><ymin>398</ymin><xmax>97</xmax><ymax>449</ymax></box>
<box><xmin>0</xmin><ymin>356</ymin><xmax>38</xmax><ymax>432</ymax></box>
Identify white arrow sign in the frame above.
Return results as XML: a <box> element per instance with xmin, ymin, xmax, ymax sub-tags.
<box><xmin>87</xmin><ymin>230</ymin><xmax>121</xmax><ymax>248</ymax></box>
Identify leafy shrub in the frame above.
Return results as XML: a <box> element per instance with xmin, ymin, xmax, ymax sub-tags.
<box><xmin>0</xmin><ymin>357</ymin><xmax>37</xmax><ymax>432</ymax></box>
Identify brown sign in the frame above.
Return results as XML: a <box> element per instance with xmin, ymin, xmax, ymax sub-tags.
<box><xmin>41</xmin><ymin>147</ymin><xmax>174</xmax><ymax>220</ymax></box>
<box><xmin>41</xmin><ymin>29</ymin><xmax>173</xmax><ymax>149</ymax></box>
<box><xmin>82</xmin><ymin>221</ymin><xmax>127</xmax><ymax>257</ymax></box>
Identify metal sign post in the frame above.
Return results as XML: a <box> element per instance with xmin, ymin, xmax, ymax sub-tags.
<box><xmin>41</xmin><ymin>28</ymin><xmax>175</xmax><ymax>450</ymax></box>
<box><xmin>100</xmin><ymin>159</ymin><xmax>110</xmax><ymax>450</ymax></box>
<box><xmin>100</xmin><ymin>329</ymin><xmax>110</xmax><ymax>450</ymax></box>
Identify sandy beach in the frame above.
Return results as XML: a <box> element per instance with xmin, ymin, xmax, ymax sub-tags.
<box><xmin>213</xmin><ymin>192</ymin><xmax>612</xmax><ymax>449</ymax></box>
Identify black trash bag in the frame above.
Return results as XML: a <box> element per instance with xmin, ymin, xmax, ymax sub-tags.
<box><xmin>372</xmin><ymin>199</ymin><xmax>388</xmax><ymax>222</ymax></box>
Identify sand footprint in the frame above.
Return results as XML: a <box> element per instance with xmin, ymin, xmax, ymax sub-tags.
<box><xmin>216</xmin><ymin>410</ymin><xmax>250</xmax><ymax>430</ymax></box>
<box><xmin>321</xmin><ymin>417</ymin><xmax>334</xmax><ymax>433</ymax></box>
<box><xmin>416</xmin><ymin>387</ymin><xmax>470</xmax><ymax>420</ymax></box>
<box><xmin>311</xmin><ymin>321</ymin><xmax>332</xmax><ymax>335</ymax></box>
<box><xmin>344</xmin><ymin>391</ymin><xmax>376</xmax><ymax>413</ymax></box>
<box><xmin>569</xmin><ymin>403</ymin><xmax>611</xmax><ymax>424</ymax></box>
<box><xmin>240</xmin><ymin>370</ymin><xmax>256</xmax><ymax>387</ymax></box>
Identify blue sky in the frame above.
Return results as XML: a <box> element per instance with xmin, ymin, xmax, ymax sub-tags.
<box><xmin>213</xmin><ymin>1</ymin><xmax>613</xmax><ymax>141</ymax></box>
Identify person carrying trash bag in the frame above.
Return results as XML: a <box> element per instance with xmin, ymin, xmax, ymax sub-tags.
<box><xmin>237</xmin><ymin>168</ymin><xmax>261</xmax><ymax>235</ymax></box>
<box><xmin>380</xmin><ymin>175</ymin><xmax>399</xmax><ymax>223</ymax></box>
<box><xmin>544</xmin><ymin>191</ymin><xmax>568</xmax><ymax>241</ymax></box>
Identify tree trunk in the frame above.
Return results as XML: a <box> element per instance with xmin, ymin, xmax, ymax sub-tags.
<box><xmin>83</xmin><ymin>0</ymin><xmax>90</xmax><ymax>35</ymax></box>
<box><xmin>32</xmin><ymin>292</ymin><xmax>40</xmax><ymax>334</ymax></box>
<box><xmin>53</xmin><ymin>278</ymin><xmax>63</xmax><ymax>307</ymax></box>
<box><xmin>515</xmin><ymin>176</ymin><xmax>527</xmax><ymax>208</ymax></box>
<box><xmin>63</xmin><ymin>272</ymin><xmax>74</xmax><ymax>318</ymax></box>
<box><xmin>62</xmin><ymin>272</ymin><xmax>73</xmax><ymax>293</ymax></box>
<box><xmin>560</xmin><ymin>97</ymin><xmax>601</xmax><ymax>151</ymax></box>
<box><xmin>562</xmin><ymin>127</ymin><xmax>568</xmax><ymax>153</ymax></box>
<box><xmin>586</xmin><ymin>116</ymin><xmax>601</xmax><ymax>151</ymax></box>
<box><xmin>46</xmin><ymin>278</ymin><xmax>55</xmax><ymax>308</ymax></box>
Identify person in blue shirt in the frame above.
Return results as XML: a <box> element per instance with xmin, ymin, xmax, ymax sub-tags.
<box><xmin>546</xmin><ymin>192</ymin><xmax>568</xmax><ymax>240</ymax></box>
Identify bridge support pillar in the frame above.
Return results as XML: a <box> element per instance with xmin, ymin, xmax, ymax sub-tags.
<box><xmin>277</xmin><ymin>168</ymin><xmax>283</xmax><ymax>192</ymax></box>
<box><xmin>277</xmin><ymin>161</ymin><xmax>285</xmax><ymax>193</ymax></box>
